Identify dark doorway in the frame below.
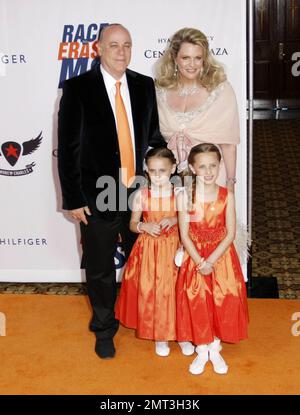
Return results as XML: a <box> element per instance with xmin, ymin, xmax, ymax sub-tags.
<box><xmin>254</xmin><ymin>0</ymin><xmax>300</xmax><ymax>110</ymax></box>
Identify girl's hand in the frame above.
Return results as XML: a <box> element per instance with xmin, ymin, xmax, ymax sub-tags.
<box><xmin>198</xmin><ymin>264</ymin><xmax>213</xmax><ymax>275</ymax></box>
<box><xmin>159</xmin><ymin>217</ymin><xmax>177</xmax><ymax>231</ymax></box>
<box><xmin>196</xmin><ymin>260</ymin><xmax>213</xmax><ymax>276</ymax></box>
<box><xmin>142</xmin><ymin>222</ymin><xmax>161</xmax><ymax>237</ymax></box>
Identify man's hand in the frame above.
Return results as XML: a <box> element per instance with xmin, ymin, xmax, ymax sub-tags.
<box><xmin>69</xmin><ymin>206</ymin><xmax>91</xmax><ymax>225</ymax></box>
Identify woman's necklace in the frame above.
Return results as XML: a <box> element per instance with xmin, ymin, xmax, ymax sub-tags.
<box><xmin>178</xmin><ymin>85</ymin><xmax>201</xmax><ymax>97</ymax></box>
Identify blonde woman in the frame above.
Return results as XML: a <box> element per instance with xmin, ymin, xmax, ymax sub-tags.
<box><xmin>155</xmin><ymin>27</ymin><xmax>240</xmax><ymax>191</ymax></box>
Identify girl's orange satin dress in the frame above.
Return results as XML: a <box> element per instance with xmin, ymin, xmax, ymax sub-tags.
<box><xmin>176</xmin><ymin>186</ymin><xmax>249</xmax><ymax>345</ymax></box>
<box><xmin>115</xmin><ymin>188</ymin><xmax>180</xmax><ymax>340</ymax></box>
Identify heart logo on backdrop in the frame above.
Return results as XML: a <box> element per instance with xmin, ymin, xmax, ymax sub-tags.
<box><xmin>1</xmin><ymin>142</ymin><xmax>21</xmax><ymax>166</ymax></box>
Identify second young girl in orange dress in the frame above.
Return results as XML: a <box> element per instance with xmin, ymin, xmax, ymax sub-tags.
<box><xmin>115</xmin><ymin>147</ymin><xmax>194</xmax><ymax>357</ymax></box>
<box><xmin>176</xmin><ymin>143</ymin><xmax>249</xmax><ymax>375</ymax></box>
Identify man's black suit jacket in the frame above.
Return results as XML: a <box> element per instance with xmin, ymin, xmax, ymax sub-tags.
<box><xmin>58</xmin><ymin>63</ymin><xmax>165</xmax><ymax>215</ymax></box>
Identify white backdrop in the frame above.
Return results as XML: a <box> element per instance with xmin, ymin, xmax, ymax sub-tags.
<box><xmin>0</xmin><ymin>0</ymin><xmax>247</xmax><ymax>282</ymax></box>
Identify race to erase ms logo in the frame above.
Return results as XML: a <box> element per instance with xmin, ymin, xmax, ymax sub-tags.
<box><xmin>0</xmin><ymin>132</ymin><xmax>42</xmax><ymax>177</ymax></box>
<box><xmin>57</xmin><ymin>23</ymin><xmax>109</xmax><ymax>88</ymax></box>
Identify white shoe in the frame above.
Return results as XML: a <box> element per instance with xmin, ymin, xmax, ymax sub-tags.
<box><xmin>178</xmin><ymin>341</ymin><xmax>195</xmax><ymax>356</ymax></box>
<box><xmin>189</xmin><ymin>345</ymin><xmax>209</xmax><ymax>375</ymax></box>
<box><xmin>155</xmin><ymin>341</ymin><xmax>170</xmax><ymax>357</ymax></box>
<box><xmin>208</xmin><ymin>339</ymin><xmax>228</xmax><ymax>374</ymax></box>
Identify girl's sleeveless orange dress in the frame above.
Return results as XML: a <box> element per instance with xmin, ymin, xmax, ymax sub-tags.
<box><xmin>115</xmin><ymin>188</ymin><xmax>180</xmax><ymax>340</ymax></box>
<box><xmin>176</xmin><ymin>186</ymin><xmax>249</xmax><ymax>345</ymax></box>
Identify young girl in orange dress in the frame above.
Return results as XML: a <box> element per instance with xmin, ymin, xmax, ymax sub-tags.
<box><xmin>115</xmin><ymin>147</ymin><xmax>194</xmax><ymax>357</ymax></box>
<box><xmin>176</xmin><ymin>143</ymin><xmax>249</xmax><ymax>375</ymax></box>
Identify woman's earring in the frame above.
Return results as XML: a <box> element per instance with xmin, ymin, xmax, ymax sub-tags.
<box><xmin>200</xmin><ymin>67</ymin><xmax>204</xmax><ymax>78</ymax></box>
<box><xmin>173</xmin><ymin>64</ymin><xmax>178</xmax><ymax>78</ymax></box>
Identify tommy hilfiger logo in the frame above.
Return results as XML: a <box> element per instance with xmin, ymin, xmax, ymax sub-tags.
<box><xmin>0</xmin><ymin>131</ymin><xmax>42</xmax><ymax>176</ymax></box>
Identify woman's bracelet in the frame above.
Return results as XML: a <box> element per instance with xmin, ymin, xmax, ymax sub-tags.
<box><xmin>226</xmin><ymin>177</ymin><xmax>237</xmax><ymax>184</ymax></box>
<box><xmin>136</xmin><ymin>222</ymin><xmax>144</xmax><ymax>233</ymax></box>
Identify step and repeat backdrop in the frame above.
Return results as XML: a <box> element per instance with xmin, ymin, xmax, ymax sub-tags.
<box><xmin>0</xmin><ymin>0</ymin><xmax>247</xmax><ymax>282</ymax></box>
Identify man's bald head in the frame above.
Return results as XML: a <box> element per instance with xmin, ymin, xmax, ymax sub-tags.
<box><xmin>98</xmin><ymin>24</ymin><xmax>131</xmax><ymax>42</ymax></box>
<box><xmin>97</xmin><ymin>24</ymin><xmax>132</xmax><ymax>80</ymax></box>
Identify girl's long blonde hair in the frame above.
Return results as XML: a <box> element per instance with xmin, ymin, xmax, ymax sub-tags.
<box><xmin>185</xmin><ymin>143</ymin><xmax>222</xmax><ymax>211</ymax></box>
<box><xmin>155</xmin><ymin>27</ymin><xmax>226</xmax><ymax>92</ymax></box>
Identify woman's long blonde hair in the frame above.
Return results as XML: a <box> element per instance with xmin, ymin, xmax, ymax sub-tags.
<box><xmin>155</xmin><ymin>27</ymin><xmax>226</xmax><ymax>92</ymax></box>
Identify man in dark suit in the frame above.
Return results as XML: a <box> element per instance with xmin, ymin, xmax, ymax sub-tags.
<box><xmin>57</xmin><ymin>24</ymin><xmax>165</xmax><ymax>359</ymax></box>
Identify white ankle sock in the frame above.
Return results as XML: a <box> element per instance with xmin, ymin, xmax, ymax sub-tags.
<box><xmin>178</xmin><ymin>341</ymin><xmax>195</xmax><ymax>356</ymax></box>
<box><xmin>155</xmin><ymin>341</ymin><xmax>170</xmax><ymax>357</ymax></box>
<box><xmin>208</xmin><ymin>339</ymin><xmax>228</xmax><ymax>374</ymax></box>
<box><xmin>189</xmin><ymin>344</ymin><xmax>209</xmax><ymax>375</ymax></box>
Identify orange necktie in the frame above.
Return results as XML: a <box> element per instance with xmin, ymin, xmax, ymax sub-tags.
<box><xmin>115</xmin><ymin>81</ymin><xmax>135</xmax><ymax>187</ymax></box>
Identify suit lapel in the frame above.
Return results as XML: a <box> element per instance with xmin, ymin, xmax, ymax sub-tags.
<box><xmin>89</xmin><ymin>65</ymin><xmax>117</xmax><ymax>134</ymax></box>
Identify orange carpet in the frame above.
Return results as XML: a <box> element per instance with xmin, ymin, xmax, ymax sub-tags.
<box><xmin>0</xmin><ymin>295</ymin><xmax>299</xmax><ymax>395</ymax></box>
